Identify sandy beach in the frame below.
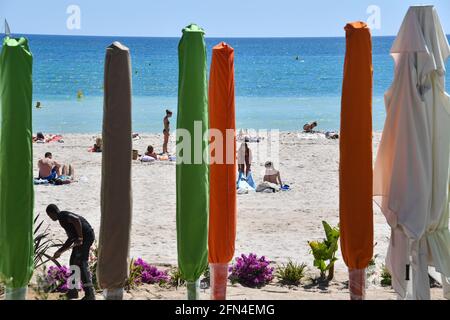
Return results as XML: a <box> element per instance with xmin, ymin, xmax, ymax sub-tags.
<box><xmin>14</xmin><ymin>131</ymin><xmax>440</xmax><ymax>300</ymax></box>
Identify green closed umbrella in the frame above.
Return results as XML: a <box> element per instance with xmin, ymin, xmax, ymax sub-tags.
<box><xmin>0</xmin><ymin>36</ymin><xmax>34</xmax><ymax>300</ymax></box>
<box><xmin>176</xmin><ymin>24</ymin><xmax>209</xmax><ymax>300</ymax></box>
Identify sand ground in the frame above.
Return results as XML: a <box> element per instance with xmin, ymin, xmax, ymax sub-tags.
<box><xmin>4</xmin><ymin>131</ymin><xmax>443</xmax><ymax>300</ymax></box>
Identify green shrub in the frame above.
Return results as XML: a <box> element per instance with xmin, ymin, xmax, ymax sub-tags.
<box><xmin>276</xmin><ymin>260</ymin><xmax>307</xmax><ymax>286</ymax></box>
<box><xmin>308</xmin><ymin>221</ymin><xmax>340</xmax><ymax>281</ymax></box>
<box><xmin>380</xmin><ymin>264</ymin><xmax>392</xmax><ymax>287</ymax></box>
<box><xmin>168</xmin><ymin>267</ymin><xmax>186</xmax><ymax>288</ymax></box>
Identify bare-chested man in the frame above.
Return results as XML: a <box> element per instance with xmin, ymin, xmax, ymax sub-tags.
<box><xmin>38</xmin><ymin>152</ymin><xmax>61</xmax><ymax>180</ymax></box>
<box><xmin>38</xmin><ymin>152</ymin><xmax>74</xmax><ymax>183</ymax></box>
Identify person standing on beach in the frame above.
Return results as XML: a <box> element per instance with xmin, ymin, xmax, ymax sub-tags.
<box><xmin>237</xmin><ymin>137</ymin><xmax>252</xmax><ymax>177</ymax></box>
<box><xmin>163</xmin><ymin>109</ymin><xmax>173</xmax><ymax>154</ymax></box>
<box><xmin>46</xmin><ymin>204</ymin><xmax>96</xmax><ymax>300</ymax></box>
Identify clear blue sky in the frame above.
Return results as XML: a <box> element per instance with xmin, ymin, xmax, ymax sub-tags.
<box><xmin>1</xmin><ymin>0</ymin><xmax>449</xmax><ymax>37</ymax></box>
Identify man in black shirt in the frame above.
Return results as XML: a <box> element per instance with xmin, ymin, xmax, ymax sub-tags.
<box><xmin>46</xmin><ymin>204</ymin><xmax>96</xmax><ymax>300</ymax></box>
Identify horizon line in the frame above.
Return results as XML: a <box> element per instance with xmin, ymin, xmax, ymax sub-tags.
<box><xmin>12</xmin><ymin>31</ymin><xmax>403</xmax><ymax>39</ymax></box>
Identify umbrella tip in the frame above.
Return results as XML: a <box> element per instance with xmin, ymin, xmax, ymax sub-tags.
<box><xmin>4</xmin><ymin>19</ymin><xmax>11</xmax><ymax>36</ymax></box>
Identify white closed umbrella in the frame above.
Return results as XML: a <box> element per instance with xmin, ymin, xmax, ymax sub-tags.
<box><xmin>373</xmin><ymin>5</ymin><xmax>450</xmax><ymax>300</ymax></box>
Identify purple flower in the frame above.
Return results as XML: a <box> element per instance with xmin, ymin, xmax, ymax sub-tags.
<box><xmin>45</xmin><ymin>265</ymin><xmax>79</xmax><ymax>293</ymax></box>
<box><xmin>229</xmin><ymin>253</ymin><xmax>274</xmax><ymax>288</ymax></box>
<box><xmin>132</xmin><ymin>258</ymin><xmax>169</xmax><ymax>285</ymax></box>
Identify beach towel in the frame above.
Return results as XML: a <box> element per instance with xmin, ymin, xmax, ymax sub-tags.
<box><xmin>373</xmin><ymin>6</ymin><xmax>450</xmax><ymax>299</ymax></box>
<box><xmin>0</xmin><ymin>37</ymin><xmax>34</xmax><ymax>299</ymax></box>
<box><xmin>176</xmin><ymin>24</ymin><xmax>209</xmax><ymax>300</ymax></box>
<box><xmin>208</xmin><ymin>42</ymin><xmax>237</xmax><ymax>300</ymax></box>
<box><xmin>97</xmin><ymin>42</ymin><xmax>133</xmax><ymax>297</ymax></box>
<box><xmin>237</xmin><ymin>177</ymin><xmax>255</xmax><ymax>192</ymax></box>
<box><xmin>256</xmin><ymin>181</ymin><xmax>280</xmax><ymax>193</ymax></box>
<box><xmin>140</xmin><ymin>155</ymin><xmax>156</xmax><ymax>162</ymax></box>
<box><xmin>339</xmin><ymin>22</ymin><xmax>373</xmax><ymax>299</ymax></box>
<box><xmin>33</xmin><ymin>178</ymin><xmax>49</xmax><ymax>185</ymax></box>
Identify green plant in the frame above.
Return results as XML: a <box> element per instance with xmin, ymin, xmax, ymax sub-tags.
<box><xmin>126</xmin><ymin>258</ymin><xmax>141</xmax><ymax>290</ymax></box>
<box><xmin>168</xmin><ymin>267</ymin><xmax>186</xmax><ymax>289</ymax></box>
<box><xmin>276</xmin><ymin>260</ymin><xmax>307</xmax><ymax>286</ymax></box>
<box><xmin>367</xmin><ymin>253</ymin><xmax>379</xmax><ymax>278</ymax></box>
<box><xmin>380</xmin><ymin>264</ymin><xmax>392</xmax><ymax>287</ymax></box>
<box><xmin>88</xmin><ymin>242</ymin><xmax>99</xmax><ymax>290</ymax></box>
<box><xmin>34</xmin><ymin>214</ymin><xmax>63</xmax><ymax>269</ymax></box>
<box><xmin>201</xmin><ymin>265</ymin><xmax>210</xmax><ymax>288</ymax></box>
<box><xmin>308</xmin><ymin>221</ymin><xmax>340</xmax><ymax>281</ymax></box>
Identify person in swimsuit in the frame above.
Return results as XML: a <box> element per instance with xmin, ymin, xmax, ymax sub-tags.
<box><xmin>263</xmin><ymin>161</ymin><xmax>283</xmax><ymax>187</ymax></box>
<box><xmin>237</xmin><ymin>137</ymin><xmax>252</xmax><ymax>177</ymax></box>
<box><xmin>145</xmin><ymin>145</ymin><xmax>157</xmax><ymax>159</ymax></box>
<box><xmin>303</xmin><ymin>121</ymin><xmax>318</xmax><ymax>133</ymax></box>
<box><xmin>38</xmin><ymin>152</ymin><xmax>61</xmax><ymax>180</ymax></box>
<box><xmin>38</xmin><ymin>152</ymin><xmax>75</xmax><ymax>184</ymax></box>
<box><xmin>47</xmin><ymin>204</ymin><xmax>96</xmax><ymax>300</ymax></box>
<box><xmin>163</xmin><ymin>109</ymin><xmax>173</xmax><ymax>154</ymax></box>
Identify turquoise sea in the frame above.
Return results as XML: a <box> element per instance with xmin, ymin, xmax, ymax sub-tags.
<box><xmin>21</xmin><ymin>34</ymin><xmax>450</xmax><ymax>133</ymax></box>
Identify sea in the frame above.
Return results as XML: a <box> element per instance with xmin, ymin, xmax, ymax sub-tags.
<box><xmin>17</xmin><ymin>34</ymin><xmax>450</xmax><ymax>133</ymax></box>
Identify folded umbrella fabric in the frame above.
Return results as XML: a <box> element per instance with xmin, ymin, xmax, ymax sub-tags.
<box><xmin>0</xmin><ymin>37</ymin><xmax>34</xmax><ymax>299</ymax></box>
<box><xmin>373</xmin><ymin>5</ymin><xmax>450</xmax><ymax>299</ymax></box>
<box><xmin>97</xmin><ymin>42</ymin><xmax>133</xmax><ymax>295</ymax></box>
<box><xmin>339</xmin><ymin>22</ymin><xmax>373</xmax><ymax>300</ymax></box>
<box><xmin>176</xmin><ymin>24</ymin><xmax>209</xmax><ymax>299</ymax></box>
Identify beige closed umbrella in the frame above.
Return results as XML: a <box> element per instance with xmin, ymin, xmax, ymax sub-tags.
<box><xmin>97</xmin><ymin>42</ymin><xmax>133</xmax><ymax>300</ymax></box>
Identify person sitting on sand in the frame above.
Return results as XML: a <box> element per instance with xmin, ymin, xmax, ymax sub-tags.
<box><xmin>38</xmin><ymin>152</ymin><xmax>61</xmax><ymax>180</ymax></box>
<box><xmin>255</xmin><ymin>161</ymin><xmax>283</xmax><ymax>193</ymax></box>
<box><xmin>92</xmin><ymin>137</ymin><xmax>102</xmax><ymax>152</ymax></box>
<box><xmin>263</xmin><ymin>161</ymin><xmax>283</xmax><ymax>187</ymax></box>
<box><xmin>145</xmin><ymin>145</ymin><xmax>157</xmax><ymax>159</ymax></box>
<box><xmin>38</xmin><ymin>152</ymin><xmax>75</xmax><ymax>184</ymax></box>
<box><xmin>303</xmin><ymin>121</ymin><xmax>318</xmax><ymax>133</ymax></box>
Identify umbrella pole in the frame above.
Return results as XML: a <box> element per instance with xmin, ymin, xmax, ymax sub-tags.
<box><xmin>4</xmin><ymin>287</ymin><xmax>27</xmax><ymax>300</ymax></box>
<box><xmin>186</xmin><ymin>279</ymin><xmax>200</xmax><ymax>300</ymax></box>
<box><xmin>103</xmin><ymin>288</ymin><xmax>124</xmax><ymax>300</ymax></box>
<box><xmin>349</xmin><ymin>268</ymin><xmax>366</xmax><ymax>300</ymax></box>
<box><xmin>210</xmin><ymin>263</ymin><xmax>228</xmax><ymax>300</ymax></box>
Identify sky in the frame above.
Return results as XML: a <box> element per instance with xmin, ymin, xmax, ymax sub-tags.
<box><xmin>0</xmin><ymin>0</ymin><xmax>449</xmax><ymax>37</ymax></box>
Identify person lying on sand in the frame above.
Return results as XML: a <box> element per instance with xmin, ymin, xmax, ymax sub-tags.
<box><xmin>38</xmin><ymin>152</ymin><xmax>75</xmax><ymax>184</ymax></box>
<box><xmin>33</xmin><ymin>132</ymin><xmax>64</xmax><ymax>143</ymax></box>
<box><xmin>325</xmin><ymin>131</ymin><xmax>339</xmax><ymax>139</ymax></box>
<box><xmin>46</xmin><ymin>204</ymin><xmax>96</xmax><ymax>300</ymax></box>
<box><xmin>33</xmin><ymin>132</ymin><xmax>46</xmax><ymax>143</ymax></box>
<box><xmin>303</xmin><ymin>121</ymin><xmax>318</xmax><ymax>133</ymax></box>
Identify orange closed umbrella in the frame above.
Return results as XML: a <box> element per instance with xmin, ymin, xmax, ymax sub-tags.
<box><xmin>208</xmin><ymin>42</ymin><xmax>237</xmax><ymax>300</ymax></box>
<box><xmin>339</xmin><ymin>22</ymin><xmax>373</xmax><ymax>300</ymax></box>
